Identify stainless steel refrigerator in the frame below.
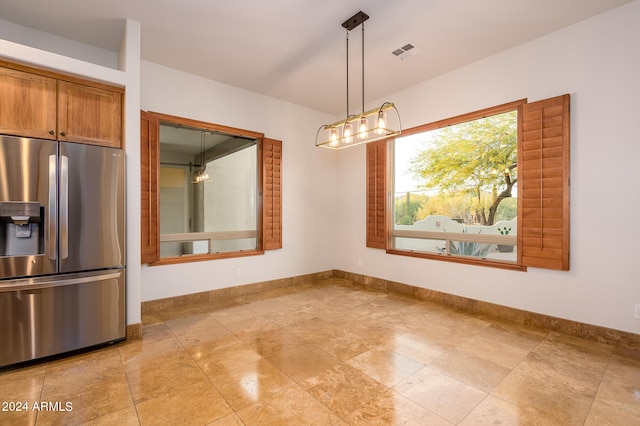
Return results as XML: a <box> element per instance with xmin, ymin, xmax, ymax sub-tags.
<box><xmin>0</xmin><ymin>135</ymin><xmax>125</xmax><ymax>367</ymax></box>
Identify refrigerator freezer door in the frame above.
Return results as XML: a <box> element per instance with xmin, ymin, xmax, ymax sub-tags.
<box><xmin>0</xmin><ymin>269</ymin><xmax>126</xmax><ymax>367</ymax></box>
<box><xmin>59</xmin><ymin>143</ymin><xmax>125</xmax><ymax>273</ymax></box>
<box><xmin>0</xmin><ymin>136</ymin><xmax>58</xmax><ymax>279</ymax></box>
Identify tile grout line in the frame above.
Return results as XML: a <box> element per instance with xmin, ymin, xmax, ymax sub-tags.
<box><xmin>582</xmin><ymin>348</ymin><xmax>615</xmax><ymax>424</ymax></box>
<box><xmin>116</xmin><ymin>343</ymin><xmax>143</xmax><ymax>426</ymax></box>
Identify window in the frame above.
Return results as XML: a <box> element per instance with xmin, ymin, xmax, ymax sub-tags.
<box><xmin>141</xmin><ymin>112</ymin><xmax>282</xmax><ymax>264</ymax></box>
<box><xmin>158</xmin><ymin>124</ymin><xmax>258</xmax><ymax>258</ymax></box>
<box><xmin>367</xmin><ymin>95</ymin><xmax>570</xmax><ymax>271</ymax></box>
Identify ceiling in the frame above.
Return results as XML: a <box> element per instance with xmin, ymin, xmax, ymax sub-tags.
<box><xmin>0</xmin><ymin>0</ymin><xmax>632</xmax><ymax>115</ymax></box>
<box><xmin>160</xmin><ymin>124</ymin><xmax>256</xmax><ymax>160</ymax></box>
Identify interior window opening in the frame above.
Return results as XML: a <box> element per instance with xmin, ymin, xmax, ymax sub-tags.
<box><xmin>159</xmin><ymin>123</ymin><xmax>258</xmax><ymax>258</ymax></box>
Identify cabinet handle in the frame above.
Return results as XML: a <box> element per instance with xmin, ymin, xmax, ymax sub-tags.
<box><xmin>60</xmin><ymin>131</ymin><xmax>66</xmax><ymax>136</ymax></box>
<box><xmin>49</xmin><ymin>130</ymin><xmax>55</xmax><ymax>135</ymax></box>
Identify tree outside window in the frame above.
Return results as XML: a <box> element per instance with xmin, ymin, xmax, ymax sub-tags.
<box><xmin>395</xmin><ymin>110</ymin><xmax>517</xmax><ymax>228</ymax></box>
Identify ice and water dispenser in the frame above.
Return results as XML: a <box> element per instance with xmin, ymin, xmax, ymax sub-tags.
<box><xmin>0</xmin><ymin>201</ymin><xmax>44</xmax><ymax>256</ymax></box>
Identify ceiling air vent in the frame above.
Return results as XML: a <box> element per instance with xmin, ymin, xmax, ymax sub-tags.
<box><xmin>392</xmin><ymin>43</ymin><xmax>422</xmax><ymax>60</ymax></box>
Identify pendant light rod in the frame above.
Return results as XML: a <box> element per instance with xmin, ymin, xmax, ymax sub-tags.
<box><xmin>362</xmin><ymin>21</ymin><xmax>365</xmax><ymax>115</ymax></box>
<box><xmin>346</xmin><ymin>28</ymin><xmax>349</xmax><ymax>117</ymax></box>
<box><xmin>193</xmin><ymin>130</ymin><xmax>210</xmax><ymax>183</ymax></box>
<box><xmin>341</xmin><ymin>11</ymin><xmax>369</xmax><ymax>117</ymax></box>
<box><xmin>200</xmin><ymin>130</ymin><xmax>205</xmax><ymax>165</ymax></box>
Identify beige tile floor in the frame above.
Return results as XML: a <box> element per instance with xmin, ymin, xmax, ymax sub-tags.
<box><xmin>1</xmin><ymin>277</ymin><xmax>639</xmax><ymax>425</ymax></box>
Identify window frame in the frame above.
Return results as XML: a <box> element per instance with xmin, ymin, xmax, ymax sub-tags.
<box><xmin>141</xmin><ymin>111</ymin><xmax>282</xmax><ymax>265</ymax></box>
<box><xmin>367</xmin><ymin>95</ymin><xmax>570</xmax><ymax>271</ymax></box>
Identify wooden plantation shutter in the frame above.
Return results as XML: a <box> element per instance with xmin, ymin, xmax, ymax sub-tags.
<box><xmin>140</xmin><ymin>111</ymin><xmax>160</xmax><ymax>264</ymax></box>
<box><xmin>366</xmin><ymin>139</ymin><xmax>387</xmax><ymax>249</ymax></box>
<box><xmin>520</xmin><ymin>94</ymin><xmax>570</xmax><ymax>270</ymax></box>
<box><xmin>263</xmin><ymin>138</ymin><xmax>282</xmax><ymax>250</ymax></box>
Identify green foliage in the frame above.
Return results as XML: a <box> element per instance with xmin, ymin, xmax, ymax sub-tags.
<box><xmin>498</xmin><ymin>227</ymin><xmax>511</xmax><ymax>235</ymax></box>
<box><xmin>435</xmin><ymin>228</ymin><xmax>493</xmax><ymax>258</ymax></box>
<box><xmin>395</xmin><ymin>195</ymin><xmax>423</xmax><ymax>225</ymax></box>
<box><xmin>415</xmin><ymin>190</ymin><xmax>499</xmax><ymax>224</ymax></box>
<box><xmin>395</xmin><ymin>193</ymin><xmax>427</xmax><ymax>225</ymax></box>
<box><xmin>448</xmin><ymin>241</ymin><xmax>493</xmax><ymax>257</ymax></box>
<box><xmin>495</xmin><ymin>197</ymin><xmax>517</xmax><ymax>222</ymax></box>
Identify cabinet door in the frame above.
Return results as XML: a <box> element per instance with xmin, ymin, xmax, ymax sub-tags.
<box><xmin>57</xmin><ymin>81</ymin><xmax>122</xmax><ymax>147</ymax></box>
<box><xmin>0</xmin><ymin>67</ymin><xmax>57</xmax><ymax>139</ymax></box>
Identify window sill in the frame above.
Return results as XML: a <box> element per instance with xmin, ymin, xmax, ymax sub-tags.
<box><xmin>149</xmin><ymin>249</ymin><xmax>265</xmax><ymax>266</ymax></box>
<box><xmin>386</xmin><ymin>249</ymin><xmax>527</xmax><ymax>272</ymax></box>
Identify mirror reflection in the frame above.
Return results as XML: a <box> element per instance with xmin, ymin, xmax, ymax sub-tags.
<box><xmin>159</xmin><ymin>123</ymin><xmax>258</xmax><ymax>258</ymax></box>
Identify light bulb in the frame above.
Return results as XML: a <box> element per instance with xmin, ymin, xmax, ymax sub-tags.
<box><xmin>330</xmin><ymin>127</ymin><xmax>339</xmax><ymax>146</ymax></box>
<box><xmin>376</xmin><ymin>110</ymin><xmax>386</xmax><ymax>134</ymax></box>
<box><xmin>344</xmin><ymin>122</ymin><xmax>353</xmax><ymax>144</ymax></box>
<box><xmin>194</xmin><ymin>169</ymin><xmax>209</xmax><ymax>183</ymax></box>
<box><xmin>358</xmin><ymin>116</ymin><xmax>368</xmax><ymax>140</ymax></box>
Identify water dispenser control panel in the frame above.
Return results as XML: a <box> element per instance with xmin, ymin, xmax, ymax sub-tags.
<box><xmin>0</xmin><ymin>202</ymin><xmax>43</xmax><ymax>256</ymax></box>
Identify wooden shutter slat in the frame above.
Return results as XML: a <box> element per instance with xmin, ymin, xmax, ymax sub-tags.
<box><xmin>367</xmin><ymin>140</ymin><xmax>387</xmax><ymax>249</ymax></box>
<box><xmin>522</xmin><ymin>177</ymin><xmax>564</xmax><ymax>190</ymax></box>
<box><xmin>140</xmin><ymin>111</ymin><xmax>160</xmax><ymax>264</ymax></box>
<box><xmin>522</xmin><ymin>207</ymin><xmax>564</xmax><ymax>219</ymax></box>
<box><xmin>523</xmin><ymin>198</ymin><xmax>563</xmax><ymax>209</ymax></box>
<box><xmin>523</xmin><ymin>138</ymin><xmax>564</xmax><ymax>153</ymax></box>
<box><xmin>520</xmin><ymin>94</ymin><xmax>570</xmax><ymax>270</ymax></box>
<box><xmin>522</xmin><ymin>188</ymin><xmax>564</xmax><ymax>200</ymax></box>
<box><xmin>523</xmin><ymin>227</ymin><xmax>564</xmax><ymax>238</ymax></box>
<box><xmin>521</xmin><ymin>164</ymin><xmax>564</xmax><ymax>179</ymax></box>
<box><xmin>263</xmin><ymin>138</ymin><xmax>282</xmax><ymax>250</ymax></box>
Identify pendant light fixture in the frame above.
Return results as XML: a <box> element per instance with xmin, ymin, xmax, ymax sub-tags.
<box><xmin>192</xmin><ymin>130</ymin><xmax>210</xmax><ymax>183</ymax></box>
<box><xmin>315</xmin><ymin>11</ymin><xmax>401</xmax><ymax>150</ymax></box>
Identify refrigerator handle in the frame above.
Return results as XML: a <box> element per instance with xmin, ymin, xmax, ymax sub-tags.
<box><xmin>48</xmin><ymin>155</ymin><xmax>57</xmax><ymax>260</ymax></box>
<box><xmin>60</xmin><ymin>155</ymin><xmax>69</xmax><ymax>259</ymax></box>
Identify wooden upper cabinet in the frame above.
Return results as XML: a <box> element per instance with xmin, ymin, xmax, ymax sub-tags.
<box><xmin>0</xmin><ymin>63</ymin><xmax>123</xmax><ymax>147</ymax></box>
<box><xmin>0</xmin><ymin>67</ymin><xmax>57</xmax><ymax>139</ymax></box>
<box><xmin>57</xmin><ymin>81</ymin><xmax>122</xmax><ymax>147</ymax></box>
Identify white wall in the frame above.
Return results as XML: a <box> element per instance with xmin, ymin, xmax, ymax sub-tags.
<box><xmin>336</xmin><ymin>1</ymin><xmax>640</xmax><ymax>335</ymax></box>
<box><xmin>0</xmin><ymin>18</ymin><xmax>119</xmax><ymax>69</ymax></box>
<box><xmin>140</xmin><ymin>61</ymin><xmax>338</xmax><ymax>301</ymax></box>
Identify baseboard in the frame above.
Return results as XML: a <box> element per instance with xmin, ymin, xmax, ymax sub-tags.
<box><xmin>141</xmin><ymin>270</ymin><xmax>334</xmax><ymax>313</ymax></box>
<box><xmin>126</xmin><ymin>323</ymin><xmax>142</xmax><ymax>341</ymax></box>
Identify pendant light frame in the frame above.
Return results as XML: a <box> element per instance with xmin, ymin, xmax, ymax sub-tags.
<box><xmin>315</xmin><ymin>11</ymin><xmax>401</xmax><ymax>150</ymax></box>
